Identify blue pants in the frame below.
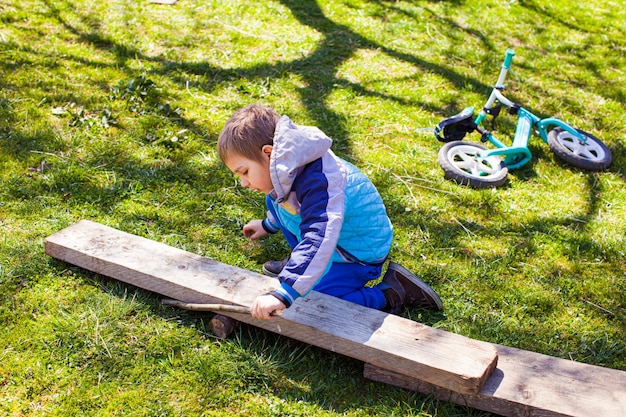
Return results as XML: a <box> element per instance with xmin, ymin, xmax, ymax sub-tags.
<box><xmin>266</xmin><ymin>196</ymin><xmax>387</xmax><ymax>310</ymax></box>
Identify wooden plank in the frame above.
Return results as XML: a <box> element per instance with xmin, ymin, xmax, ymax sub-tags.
<box><xmin>364</xmin><ymin>344</ymin><xmax>626</xmax><ymax>417</ymax></box>
<box><xmin>44</xmin><ymin>220</ymin><xmax>498</xmax><ymax>395</ymax></box>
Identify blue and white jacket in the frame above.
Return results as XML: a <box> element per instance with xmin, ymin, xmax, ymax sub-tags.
<box><xmin>264</xmin><ymin>116</ymin><xmax>393</xmax><ymax>307</ymax></box>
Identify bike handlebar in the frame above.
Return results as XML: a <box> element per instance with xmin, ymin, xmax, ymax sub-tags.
<box><xmin>503</xmin><ymin>49</ymin><xmax>515</xmax><ymax>69</ymax></box>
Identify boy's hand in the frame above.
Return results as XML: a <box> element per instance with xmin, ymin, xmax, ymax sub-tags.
<box><xmin>251</xmin><ymin>294</ymin><xmax>286</xmax><ymax>320</ymax></box>
<box><xmin>243</xmin><ymin>220</ymin><xmax>269</xmax><ymax>240</ymax></box>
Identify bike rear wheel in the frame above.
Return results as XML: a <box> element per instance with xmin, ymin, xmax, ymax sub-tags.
<box><xmin>548</xmin><ymin>128</ymin><xmax>612</xmax><ymax>171</ymax></box>
<box><xmin>438</xmin><ymin>141</ymin><xmax>508</xmax><ymax>188</ymax></box>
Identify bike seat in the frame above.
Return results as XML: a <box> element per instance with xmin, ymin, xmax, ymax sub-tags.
<box><xmin>435</xmin><ymin>107</ymin><xmax>477</xmax><ymax>142</ymax></box>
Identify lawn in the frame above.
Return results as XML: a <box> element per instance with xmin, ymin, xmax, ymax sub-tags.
<box><xmin>1</xmin><ymin>0</ymin><xmax>625</xmax><ymax>416</ymax></box>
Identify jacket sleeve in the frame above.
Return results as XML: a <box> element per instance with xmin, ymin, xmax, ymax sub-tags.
<box><xmin>272</xmin><ymin>156</ymin><xmax>346</xmax><ymax>305</ymax></box>
<box><xmin>262</xmin><ymin>210</ymin><xmax>280</xmax><ymax>234</ymax></box>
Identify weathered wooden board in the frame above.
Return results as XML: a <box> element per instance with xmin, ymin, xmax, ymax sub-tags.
<box><xmin>365</xmin><ymin>339</ymin><xmax>626</xmax><ymax>416</ymax></box>
<box><xmin>44</xmin><ymin>220</ymin><xmax>498</xmax><ymax>395</ymax></box>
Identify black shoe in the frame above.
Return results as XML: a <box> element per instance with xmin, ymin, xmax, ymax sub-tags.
<box><xmin>382</xmin><ymin>262</ymin><xmax>443</xmax><ymax>312</ymax></box>
<box><xmin>262</xmin><ymin>258</ymin><xmax>289</xmax><ymax>277</ymax></box>
<box><xmin>382</xmin><ymin>286</ymin><xmax>404</xmax><ymax>315</ymax></box>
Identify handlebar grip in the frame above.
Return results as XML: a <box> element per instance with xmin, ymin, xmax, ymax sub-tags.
<box><xmin>503</xmin><ymin>49</ymin><xmax>515</xmax><ymax>69</ymax></box>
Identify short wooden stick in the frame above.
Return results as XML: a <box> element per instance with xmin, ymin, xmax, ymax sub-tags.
<box><xmin>161</xmin><ymin>298</ymin><xmax>282</xmax><ymax>316</ymax></box>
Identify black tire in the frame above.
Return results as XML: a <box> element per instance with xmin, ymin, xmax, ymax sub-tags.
<box><xmin>548</xmin><ymin>128</ymin><xmax>612</xmax><ymax>171</ymax></box>
<box><xmin>437</xmin><ymin>141</ymin><xmax>508</xmax><ymax>188</ymax></box>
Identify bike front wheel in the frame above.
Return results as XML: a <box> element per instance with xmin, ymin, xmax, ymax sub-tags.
<box><xmin>548</xmin><ymin>128</ymin><xmax>612</xmax><ymax>171</ymax></box>
<box><xmin>438</xmin><ymin>141</ymin><xmax>508</xmax><ymax>188</ymax></box>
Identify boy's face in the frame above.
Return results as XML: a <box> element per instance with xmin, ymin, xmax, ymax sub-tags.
<box><xmin>225</xmin><ymin>145</ymin><xmax>273</xmax><ymax>194</ymax></box>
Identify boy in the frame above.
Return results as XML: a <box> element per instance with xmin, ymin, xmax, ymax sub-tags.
<box><xmin>218</xmin><ymin>104</ymin><xmax>442</xmax><ymax>320</ymax></box>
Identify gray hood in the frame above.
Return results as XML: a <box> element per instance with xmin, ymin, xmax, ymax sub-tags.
<box><xmin>269</xmin><ymin>116</ymin><xmax>333</xmax><ymax>200</ymax></box>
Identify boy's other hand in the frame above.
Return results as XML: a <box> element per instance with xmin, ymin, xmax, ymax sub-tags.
<box><xmin>243</xmin><ymin>219</ymin><xmax>269</xmax><ymax>240</ymax></box>
<box><xmin>251</xmin><ymin>294</ymin><xmax>286</xmax><ymax>320</ymax></box>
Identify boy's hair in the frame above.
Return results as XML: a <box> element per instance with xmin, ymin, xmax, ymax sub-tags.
<box><xmin>218</xmin><ymin>104</ymin><xmax>281</xmax><ymax>163</ymax></box>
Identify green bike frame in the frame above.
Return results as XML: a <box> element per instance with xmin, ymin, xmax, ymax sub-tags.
<box><xmin>473</xmin><ymin>49</ymin><xmax>589</xmax><ymax>170</ymax></box>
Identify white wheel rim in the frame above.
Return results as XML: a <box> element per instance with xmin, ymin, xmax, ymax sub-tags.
<box><xmin>446</xmin><ymin>145</ymin><xmax>504</xmax><ymax>178</ymax></box>
<box><xmin>556</xmin><ymin>131</ymin><xmax>607</xmax><ymax>161</ymax></box>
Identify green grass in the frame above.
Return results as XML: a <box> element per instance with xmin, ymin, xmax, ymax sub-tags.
<box><xmin>1</xmin><ymin>0</ymin><xmax>625</xmax><ymax>415</ymax></box>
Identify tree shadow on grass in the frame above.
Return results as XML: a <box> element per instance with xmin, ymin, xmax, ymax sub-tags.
<box><xmin>26</xmin><ymin>0</ymin><xmax>500</xmax><ymax>160</ymax></box>
<box><xmin>3</xmin><ymin>0</ymin><xmax>623</xmax><ymax>288</ymax></box>
<box><xmin>25</xmin><ymin>0</ymin><xmax>626</xmax><ymax>326</ymax></box>
<box><xmin>8</xmin><ymin>0</ymin><xmax>623</xmax><ymax>179</ymax></box>
<box><xmin>0</xmin><ymin>0</ymin><xmax>514</xmax><ymax>251</ymax></box>
<box><xmin>3</xmin><ymin>0</ymin><xmax>626</xmax><ymax>404</ymax></box>
<box><xmin>1</xmin><ymin>6</ymin><xmax>621</xmax><ymax>417</ymax></box>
